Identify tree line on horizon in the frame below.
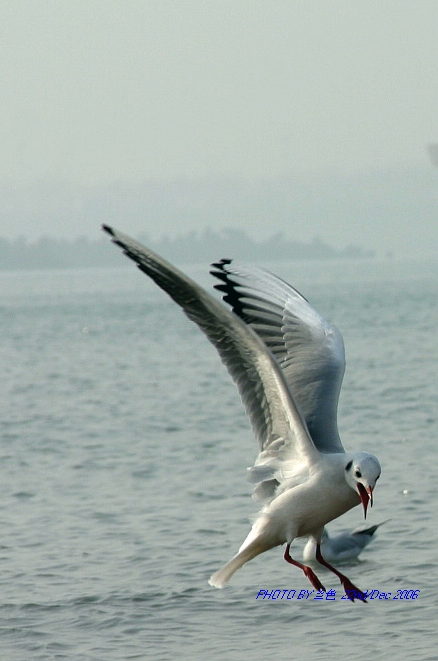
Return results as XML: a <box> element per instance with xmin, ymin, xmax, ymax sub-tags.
<box><xmin>0</xmin><ymin>227</ymin><xmax>374</xmax><ymax>270</ymax></box>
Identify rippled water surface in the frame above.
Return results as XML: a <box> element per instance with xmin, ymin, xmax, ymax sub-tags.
<box><xmin>0</xmin><ymin>258</ymin><xmax>437</xmax><ymax>660</ymax></box>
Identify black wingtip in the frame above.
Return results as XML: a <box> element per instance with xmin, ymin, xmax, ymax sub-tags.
<box><xmin>210</xmin><ymin>259</ymin><xmax>234</xmax><ymax>281</ymax></box>
<box><xmin>210</xmin><ymin>258</ymin><xmax>233</xmax><ymax>270</ymax></box>
<box><xmin>355</xmin><ymin>525</ymin><xmax>379</xmax><ymax>538</ymax></box>
<box><xmin>102</xmin><ymin>224</ymin><xmax>115</xmax><ymax>237</ymax></box>
<box><xmin>209</xmin><ymin>258</ymin><xmax>251</xmax><ymax>321</ymax></box>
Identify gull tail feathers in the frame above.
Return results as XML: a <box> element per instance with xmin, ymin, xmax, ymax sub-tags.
<box><xmin>208</xmin><ymin>537</ymin><xmax>273</xmax><ymax>589</ymax></box>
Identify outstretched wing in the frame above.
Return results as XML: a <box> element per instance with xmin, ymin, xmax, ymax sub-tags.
<box><xmin>102</xmin><ymin>226</ymin><xmax>320</xmax><ymax>475</ymax></box>
<box><xmin>210</xmin><ymin>260</ymin><xmax>345</xmax><ymax>453</ymax></box>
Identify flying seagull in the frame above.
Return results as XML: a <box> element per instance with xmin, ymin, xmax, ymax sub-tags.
<box><xmin>303</xmin><ymin>521</ymin><xmax>389</xmax><ymax>564</ymax></box>
<box><xmin>102</xmin><ymin>225</ymin><xmax>381</xmax><ymax>602</ymax></box>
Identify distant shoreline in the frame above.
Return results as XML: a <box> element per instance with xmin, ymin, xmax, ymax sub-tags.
<box><xmin>0</xmin><ymin>229</ymin><xmax>374</xmax><ymax>270</ymax></box>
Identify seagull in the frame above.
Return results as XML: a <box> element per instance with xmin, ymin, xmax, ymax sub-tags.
<box><xmin>303</xmin><ymin>521</ymin><xmax>389</xmax><ymax>564</ymax></box>
<box><xmin>102</xmin><ymin>225</ymin><xmax>381</xmax><ymax>603</ymax></box>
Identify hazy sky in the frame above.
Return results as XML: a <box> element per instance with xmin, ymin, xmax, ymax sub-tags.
<box><xmin>1</xmin><ymin>0</ymin><xmax>438</xmax><ymax>255</ymax></box>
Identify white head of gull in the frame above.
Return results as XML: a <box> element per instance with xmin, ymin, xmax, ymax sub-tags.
<box><xmin>103</xmin><ymin>225</ymin><xmax>381</xmax><ymax>603</ymax></box>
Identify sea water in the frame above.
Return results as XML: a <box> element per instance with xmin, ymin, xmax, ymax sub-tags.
<box><xmin>0</xmin><ymin>258</ymin><xmax>437</xmax><ymax>660</ymax></box>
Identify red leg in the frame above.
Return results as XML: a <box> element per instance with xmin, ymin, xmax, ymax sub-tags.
<box><xmin>284</xmin><ymin>543</ymin><xmax>326</xmax><ymax>592</ymax></box>
<box><xmin>315</xmin><ymin>543</ymin><xmax>367</xmax><ymax>603</ymax></box>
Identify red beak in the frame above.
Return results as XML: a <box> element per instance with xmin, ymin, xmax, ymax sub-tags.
<box><xmin>357</xmin><ymin>484</ymin><xmax>373</xmax><ymax>519</ymax></box>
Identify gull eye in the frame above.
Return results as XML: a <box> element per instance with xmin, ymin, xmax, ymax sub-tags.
<box><xmin>354</xmin><ymin>469</ymin><xmax>362</xmax><ymax>478</ymax></box>
<box><xmin>345</xmin><ymin>460</ymin><xmax>352</xmax><ymax>471</ymax></box>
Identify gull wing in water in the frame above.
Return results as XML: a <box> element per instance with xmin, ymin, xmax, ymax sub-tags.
<box><xmin>303</xmin><ymin>520</ymin><xmax>389</xmax><ymax>563</ymax></box>
<box><xmin>102</xmin><ymin>225</ymin><xmax>319</xmax><ymax>471</ymax></box>
<box><xmin>210</xmin><ymin>260</ymin><xmax>345</xmax><ymax>454</ymax></box>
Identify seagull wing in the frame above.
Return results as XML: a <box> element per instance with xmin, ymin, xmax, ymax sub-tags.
<box><xmin>210</xmin><ymin>260</ymin><xmax>345</xmax><ymax>453</ymax></box>
<box><xmin>327</xmin><ymin>531</ymin><xmax>369</xmax><ymax>556</ymax></box>
<box><xmin>102</xmin><ymin>226</ymin><xmax>319</xmax><ymax>471</ymax></box>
